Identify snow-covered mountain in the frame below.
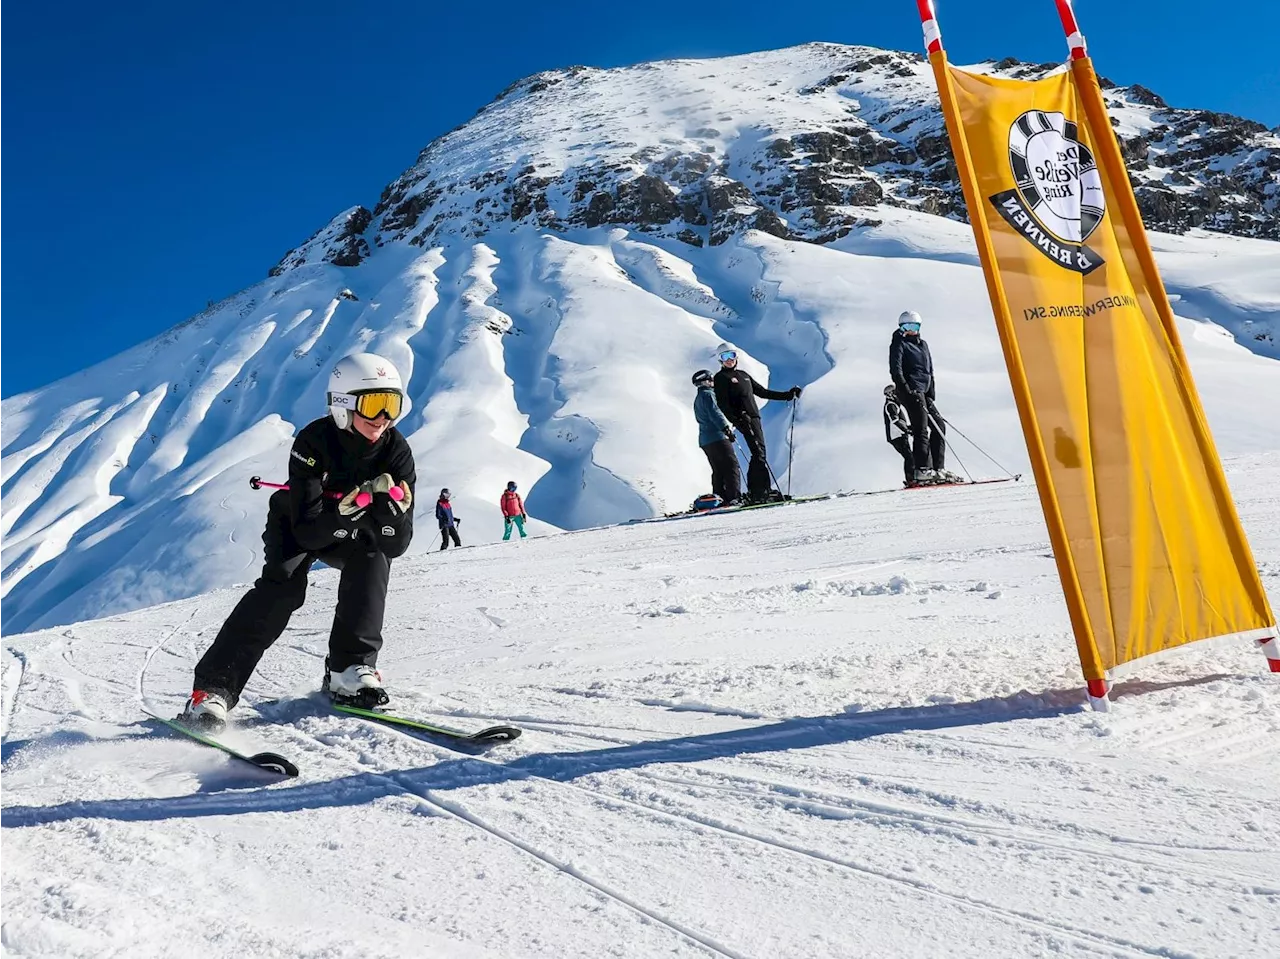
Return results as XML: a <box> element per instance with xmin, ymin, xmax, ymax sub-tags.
<box><xmin>3</xmin><ymin>43</ymin><xmax>1279</xmax><ymax>635</ymax></box>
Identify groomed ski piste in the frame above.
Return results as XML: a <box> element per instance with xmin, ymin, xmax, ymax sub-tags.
<box><xmin>4</xmin><ymin>454</ymin><xmax>1279</xmax><ymax>959</ymax></box>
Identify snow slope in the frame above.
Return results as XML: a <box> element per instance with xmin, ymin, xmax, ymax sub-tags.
<box><xmin>4</xmin><ymin>455</ymin><xmax>1278</xmax><ymax>958</ymax></box>
<box><xmin>5</xmin><ymin>217</ymin><xmax>1278</xmax><ymax>636</ymax></box>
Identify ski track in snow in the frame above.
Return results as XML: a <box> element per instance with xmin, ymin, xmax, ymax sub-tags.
<box><xmin>323</xmin><ymin>711</ymin><xmax>1207</xmax><ymax>959</ymax></box>
<box><xmin>2</xmin><ymin>645</ymin><xmax>29</xmax><ymax>741</ymax></box>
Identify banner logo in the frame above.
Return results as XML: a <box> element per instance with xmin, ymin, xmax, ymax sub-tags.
<box><xmin>991</xmin><ymin>110</ymin><xmax>1106</xmax><ymax>274</ymax></box>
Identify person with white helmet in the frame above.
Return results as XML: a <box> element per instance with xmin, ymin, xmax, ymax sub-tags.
<box><xmin>889</xmin><ymin>312</ymin><xmax>955</xmax><ymax>484</ymax></box>
<box><xmin>711</xmin><ymin>343</ymin><xmax>801</xmax><ymax>504</ymax></box>
<box><xmin>182</xmin><ymin>352</ymin><xmax>417</xmax><ymax>729</ymax></box>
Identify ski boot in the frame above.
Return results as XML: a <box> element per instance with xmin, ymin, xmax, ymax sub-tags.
<box><xmin>180</xmin><ymin>689</ymin><xmax>229</xmax><ymax>733</ymax></box>
<box><xmin>324</xmin><ymin>661</ymin><xmax>390</xmax><ymax>708</ymax></box>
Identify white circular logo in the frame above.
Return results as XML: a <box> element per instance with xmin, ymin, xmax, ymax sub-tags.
<box><xmin>1008</xmin><ymin>110</ymin><xmax>1105</xmax><ymax>243</ymax></box>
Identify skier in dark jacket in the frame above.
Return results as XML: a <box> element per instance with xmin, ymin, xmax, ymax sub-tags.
<box><xmin>692</xmin><ymin>369</ymin><xmax>741</xmax><ymax>505</ymax></box>
<box><xmin>889</xmin><ymin>311</ymin><xmax>950</xmax><ymax>483</ymax></box>
<box><xmin>183</xmin><ymin>353</ymin><xmax>416</xmax><ymax>730</ymax></box>
<box><xmin>711</xmin><ymin>344</ymin><xmax>801</xmax><ymax>503</ymax></box>
<box><xmin>436</xmin><ymin>488</ymin><xmax>461</xmax><ymax>550</ymax></box>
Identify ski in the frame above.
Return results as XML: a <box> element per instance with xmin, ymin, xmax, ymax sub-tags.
<box><xmin>655</xmin><ymin>492</ymin><xmax>833</xmax><ymax>521</ymax></box>
<box><xmin>904</xmin><ymin>475</ymin><xmax>1021</xmax><ymax>492</ymax></box>
<box><xmin>144</xmin><ymin>709</ymin><xmax>299</xmax><ymax>777</ymax></box>
<box><xmin>331</xmin><ymin>703</ymin><xmax>522</xmax><ymax>746</ymax></box>
<box><xmin>837</xmin><ymin>475</ymin><xmax>1021</xmax><ymax>497</ymax></box>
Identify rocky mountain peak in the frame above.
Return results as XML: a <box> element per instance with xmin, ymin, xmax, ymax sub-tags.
<box><xmin>271</xmin><ymin>42</ymin><xmax>1279</xmax><ymax>274</ymax></box>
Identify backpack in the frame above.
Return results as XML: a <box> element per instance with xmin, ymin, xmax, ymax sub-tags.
<box><xmin>692</xmin><ymin>493</ymin><xmax>723</xmax><ymax>511</ymax></box>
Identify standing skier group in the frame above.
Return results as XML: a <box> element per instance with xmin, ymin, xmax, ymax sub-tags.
<box><xmin>692</xmin><ymin>344</ymin><xmax>803</xmax><ymax>506</ymax></box>
<box><xmin>885</xmin><ymin>310</ymin><xmax>961</xmax><ymax>486</ymax></box>
<box><xmin>692</xmin><ymin>310</ymin><xmax>957</xmax><ymax>505</ymax></box>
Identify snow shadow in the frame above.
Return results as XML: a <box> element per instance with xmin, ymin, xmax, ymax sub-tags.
<box><xmin>2</xmin><ymin>685</ymin><xmax>1094</xmax><ymax>829</ymax></box>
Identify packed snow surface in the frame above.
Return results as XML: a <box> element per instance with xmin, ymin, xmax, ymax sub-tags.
<box><xmin>4</xmin><ymin>456</ymin><xmax>1278</xmax><ymax>958</ymax></box>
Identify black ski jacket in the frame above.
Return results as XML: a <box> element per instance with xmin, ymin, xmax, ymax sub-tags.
<box><xmin>713</xmin><ymin>367</ymin><xmax>792</xmax><ymax>424</ymax></box>
<box><xmin>889</xmin><ymin>329</ymin><xmax>935</xmax><ymax>399</ymax></box>
<box><xmin>286</xmin><ymin>417</ymin><xmax>417</xmax><ymax>557</ymax></box>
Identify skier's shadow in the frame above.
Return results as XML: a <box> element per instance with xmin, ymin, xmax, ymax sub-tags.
<box><xmin>0</xmin><ymin>674</ymin><xmax>1229</xmax><ymax>828</ymax></box>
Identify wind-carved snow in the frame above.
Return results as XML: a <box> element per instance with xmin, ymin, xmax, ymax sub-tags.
<box><xmin>3</xmin><ymin>44</ymin><xmax>1280</xmax><ymax>634</ymax></box>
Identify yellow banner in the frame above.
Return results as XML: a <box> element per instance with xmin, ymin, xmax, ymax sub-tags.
<box><xmin>928</xmin><ymin>55</ymin><xmax>1275</xmax><ymax>680</ymax></box>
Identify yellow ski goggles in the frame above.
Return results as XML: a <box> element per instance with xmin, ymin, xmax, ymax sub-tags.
<box><xmin>331</xmin><ymin>389</ymin><xmax>404</xmax><ymax>421</ymax></box>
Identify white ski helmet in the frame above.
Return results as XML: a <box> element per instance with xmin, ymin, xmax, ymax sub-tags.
<box><xmin>898</xmin><ymin>310</ymin><xmax>923</xmax><ymax>328</ymax></box>
<box><xmin>327</xmin><ymin>353</ymin><xmax>406</xmax><ymax>430</ymax></box>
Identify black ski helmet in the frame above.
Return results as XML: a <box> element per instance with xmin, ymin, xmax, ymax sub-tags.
<box><xmin>692</xmin><ymin>369</ymin><xmax>713</xmax><ymax>386</ymax></box>
<box><xmin>440</xmin><ymin>488</ymin><xmax>450</xmax><ymax>498</ymax></box>
<box><xmin>506</xmin><ymin>481</ymin><xmax>517</xmax><ymax>491</ymax></box>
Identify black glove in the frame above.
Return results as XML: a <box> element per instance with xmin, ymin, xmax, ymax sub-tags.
<box><xmin>455</xmin><ymin>516</ymin><xmax>462</xmax><ymax>526</ymax></box>
<box><xmin>724</xmin><ymin>426</ymin><xmax>735</xmax><ymax>440</ymax></box>
<box><xmin>337</xmin><ymin>481</ymin><xmax>376</xmax><ymax>522</ymax></box>
<box><xmin>371</xmin><ymin>473</ymin><xmax>412</xmax><ymax>522</ymax></box>
<box><xmin>789</xmin><ymin>386</ymin><xmax>803</xmax><ymax>399</ymax></box>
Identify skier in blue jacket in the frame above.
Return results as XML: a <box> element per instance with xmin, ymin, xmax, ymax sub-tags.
<box><xmin>692</xmin><ymin>369</ymin><xmax>742</xmax><ymax>506</ymax></box>
<box><xmin>435</xmin><ymin>489</ymin><xmax>461</xmax><ymax>550</ymax></box>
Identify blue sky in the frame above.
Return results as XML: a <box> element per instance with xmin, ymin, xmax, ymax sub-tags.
<box><xmin>3</xmin><ymin>1</ymin><xmax>1275</xmax><ymax>397</ymax></box>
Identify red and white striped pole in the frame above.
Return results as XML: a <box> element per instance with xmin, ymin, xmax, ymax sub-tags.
<box><xmin>1053</xmin><ymin>0</ymin><xmax>1089</xmax><ymax>59</ymax></box>
<box><xmin>915</xmin><ymin>0</ymin><xmax>944</xmax><ymax>54</ymax></box>
<box><xmin>1261</xmin><ymin>635</ymin><xmax>1280</xmax><ymax>673</ymax></box>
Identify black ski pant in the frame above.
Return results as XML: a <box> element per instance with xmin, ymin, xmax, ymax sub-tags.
<box><xmin>899</xmin><ymin>393</ymin><xmax>946</xmax><ymax>471</ymax></box>
<box><xmin>889</xmin><ymin>435</ymin><xmax>914</xmax><ymax>483</ymax></box>
<box><xmin>701</xmin><ymin>438</ymin><xmax>742</xmax><ymax>503</ymax></box>
<box><xmin>736</xmin><ymin>415</ymin><xmax>773</xmax><ymax>498</ymax></box>
<box><xmin>193</xmin><ymin>491</ymin><xmax>390</xmax><ymax>709</ymax></box>
<box><xmin>439</xmin><ymin>526</ymin><xmax>461</xmax><ymax>550</ymax></box>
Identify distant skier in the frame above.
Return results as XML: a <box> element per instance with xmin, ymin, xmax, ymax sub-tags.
<box><xmin>882</xmin><ymin>385</ymin><xmax>916</xmax><ymax>486</ymax></box>
<box><xmin>692</xmin><ymin>369</ymin><xmax>742</xmax><ymax>506</ymax></box>
<box><xmin>711</xmin><ymin>344</ymin><xmax>801</xmax><ymax>503</ymax></box>
<box><xmin>182</xmin><ymin>353</ymin><xmax>416</xmax><ymax>730</ymax></box>
<box><xmin>501</xmin><ymin>481</ymin><xmax>528</xmax><ymax>540</ymax></box>
<box><xmin>888</xmin><ymin>311</ymin><xmax>957</xmax><ymax>483</ymax></box>
<box><xmin>436</xmin><ymin>488</ymin><xmax>462</xmax><ymax>550</ymax></box>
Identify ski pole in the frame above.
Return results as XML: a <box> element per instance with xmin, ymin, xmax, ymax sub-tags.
<box><xmin>249</xmin><ymin>476</ymin><xmax>342</xmax><ymax>499</ymax></box>
<box><xmin>733</xmin><ymin>432</ymin><xmax>786</xmax><ymax>499</ymax></box>
<box><xmin>786</xmin><ymin>397</ymin><xmax>797</xmax><ymax>498</ymax></box>
<box><xmin>248</xmin><ymin>475</ymin><xmax>403</xmax><ymax>504</ymax></box>
<box><xmin>927</xmin><ymin>411</ymin><xmax>972</xmax><ymax>481</ymax></box>
<box><xmin>938</xmin><ymin>419</ymin><xmax>1019</xmax><ymax>479</ymax></box>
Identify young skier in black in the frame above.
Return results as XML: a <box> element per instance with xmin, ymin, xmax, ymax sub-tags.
<box><xmin>183</xmin><ymin>352</ymin><xmax>416</xmax><ymax>730</ymax></box>
<box><xmin>692</xmin><ymin>369</ymin><xmax>742</xmax><ymax>505</ymax></box>
<box><xmin>711</xmin><ymin>344</ymin><xmax>801</xmax><ymax>503</ymax></box>
<box><xmin>436</xmin><ymin>488</ymin><xmax>462</xmax><ymax>550</ymax></box>
<box><xmin>882</xmin><ymin>384</ymin><xmax>916</xmax><ymax>485</ymax></box>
